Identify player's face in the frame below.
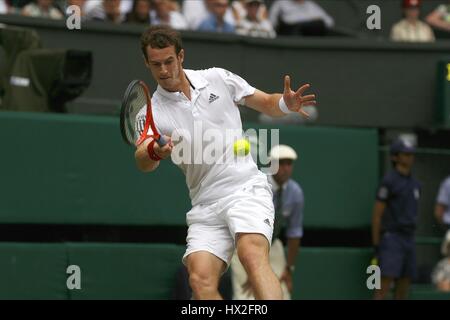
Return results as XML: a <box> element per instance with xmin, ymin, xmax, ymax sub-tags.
<box><xmin>144</xmin><ymin>45</ymin><xmax>184</xmax><ymax>91</ymax></box>
<box><xmin>274</xmin><ymin>159</ymin><xmax>294</xmax><ymax>184</ymax></box>
<box><xmin>394</xmin><ymin>152</ymin><xmax>415</xmax><ymax>170</ymax></box>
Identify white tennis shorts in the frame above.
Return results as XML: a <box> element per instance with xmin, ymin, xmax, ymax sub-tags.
<box><xmin>182</xmin><ymin>175</ymin><xmax>275</xmax><ymax>267</ymax></box>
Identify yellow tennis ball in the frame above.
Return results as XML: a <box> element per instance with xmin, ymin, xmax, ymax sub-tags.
<box><xmin>234</xmin><ymin>139</ymin><xmax>250</xmax><ymax>156</ymax></box>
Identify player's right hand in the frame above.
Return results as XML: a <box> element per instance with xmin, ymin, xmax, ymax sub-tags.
<box><xmin>153</xmin><ymin>135</ymin><xmax>173</xmax><ymax>160</ymax></box>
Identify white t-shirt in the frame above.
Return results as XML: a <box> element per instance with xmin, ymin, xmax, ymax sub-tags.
<box><xmin>136</xmin><ymin>68</ymin><xmax>266</xmax><ymax>206</ymax></box>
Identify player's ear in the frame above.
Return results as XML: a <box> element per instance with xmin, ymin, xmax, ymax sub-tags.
<box><xmin>178</xmin><ymin>49</ymin><xmax>185</xmax><ymax>64</ymax></box>
<box><xmin>142</xmin><ymin>54</ymin><xmax>150</xmax><ymax>68</ymax></box>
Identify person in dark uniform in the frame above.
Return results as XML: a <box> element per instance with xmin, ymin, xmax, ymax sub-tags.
<box><xmin>372</xmin><ymin>138</ymin><xmax>421</xmax><ymax>300</ymax></box>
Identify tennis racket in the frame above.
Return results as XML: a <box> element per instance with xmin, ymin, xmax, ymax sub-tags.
<box><xmin>120</xmin><ymin>80</ymin><xmax>167</xmax><ymax>147</ymax></box>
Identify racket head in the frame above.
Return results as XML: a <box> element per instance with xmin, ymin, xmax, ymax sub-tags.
<box><xmin>120</xmin><ymin>79</ymin><xmax>143</xmax><ymax>146</ymax></box>
<box><xmin>120</xmin><ymin>80</ymin><xmax>166</xmax><ymax>147</ymax></box>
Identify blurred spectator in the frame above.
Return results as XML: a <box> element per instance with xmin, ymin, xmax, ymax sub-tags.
<box><xmin>22</xmin><ymin>0</ymin><xmax>63</xmax><ymax>19</ymax></box>
<box><xmin>431</xmin><ymin>230</ymin><xmax>450</xmax><ymax>292</ymax></box>
<box><xmin>62</xmin><ymin>0</ymin><xmax>87</xmax><ymax>18</ymax></box>
<box><xmin>197</xmin><ymin>0</ymin><xmax>235</xmax><ymax>33</ymax></box>
<box><xmin>125</xmin><ymin>0</ymin><xmax>151</xmax><ymax>24</ymax></box>
<box><xmin>85</xmin><ymin>0</ymin><xmax>131</xmax><ymax>17</ymax></box>
<box><xmin>426</xmin><ymin>1</ymin><xmax>450</xmax><ymax>33</ymax></box>
<box><xmin>232</xmin><ymin>0</ymin><xmax>267</xmax><ymax>24</ymax></box>
<box><xmin>372</xmin><ymin>139</ymin><xmax>421</xmax><ymax>300</ymax></box>
<box><xmin>87</xmin><ymin>0</ymin><xmax>124</xmax><ymax>23</ymax></box>
<box><xmin>390</xmin><ymin>0</ymin><xmax>435</xmax><ymax>43</ymax></box>
<box><xmin>0</xmin><ymin>0</ymin><xmax>9</xmax><ymax>14</ymax></box>
<box><xmin>183</xmin><ymin>0</ymin><xmax>236</xmax><ymax>30</ymax></box>
<box><xmin>236</xmin><ymin>0</ymin><xmax>275</xmax><ymax>38</ymax></box>
<box><xmin>435</xmin><ymin>175</ymin><xmax>450</xmax><ymax>230</ymax></box>
<box><xmin>151</xmin><ymin>0</ymin><xmax>187</xmax><ymax>30</ymax></box>
<box><xmin>269</xmin><ymin>0</ymin><xmax>334</xmax><ymax>36</ymax></box>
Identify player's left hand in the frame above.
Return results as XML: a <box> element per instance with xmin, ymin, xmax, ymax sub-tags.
<box><xmin>280</xmin><ymin>267</ymin><xmax>293</xmax><ymax>293</ymax></box>
<box><xmin>283</xmin><ymin>75</ymin><xmax>316</xmax><ymax>118</ymax></box>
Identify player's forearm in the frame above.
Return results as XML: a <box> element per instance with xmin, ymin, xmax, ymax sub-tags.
<box><xmin>434</xmin><ymin>204</ymin><xmax>446</xmax><ymax>224</ymax></box>
<box><xmin>426</xmin><ymin>14</ymin><xmax>450</xmax><ymax>31</ymax></box>
<box><xmin>372</xmin><ymin>211</ymin><xmax>382</xmax><ymax>246</ymax></box>
<box><xmin>371</xmin><ymin>201</ymin><xmax>385</xmax><ymax>246</ymax></box>
<box><xmin>135</xmin><ymin>140</ymin><xmax>160</xmax><ymax>172</ymax></box>
<box><xmin>246</xmin><ymin>92</ymin><xmax>286</xmax><ymax>117</ymax></box>
<box><xmin>267</xmin><ymin>93</ymin><xmax>288</xmax><ymax>117</ymax></box>
<box><xmin>286</xmin><ymin>238</ymin><xmax>301</xmax><ymax>268</ymax></box>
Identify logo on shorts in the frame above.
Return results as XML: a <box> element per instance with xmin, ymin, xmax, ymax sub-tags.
<box><xmin>264</xmin><ymin>218</ymin><xmax>271</xmax><ymax>227</ymax></box>
<box><xmin>209</xmin><ymin>93</ymin><xmax>219</xmax><ymax>103</ymax></box>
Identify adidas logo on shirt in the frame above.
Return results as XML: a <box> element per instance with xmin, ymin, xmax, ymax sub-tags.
<box><xmin>209</xmin><ymin>93</ymin><xmax>219</xmax><ymax>103</ymax></box>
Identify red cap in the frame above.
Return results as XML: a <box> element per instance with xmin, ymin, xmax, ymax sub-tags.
<box><xmin>403</xmin><ymin>0</ymin><xmax>421</xmax><ymax>8</ymax></box>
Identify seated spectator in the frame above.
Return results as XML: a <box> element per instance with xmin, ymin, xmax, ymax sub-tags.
<box><xmin>269</xmin><ymin>0</ymin><xmax>334</xmax><ymax>36</ymax></box>
<box><xmin>236</xmin><ymin>0</ymin><xmax>275</xmax><ymax>38</ymax></box>
<box><xmin>435</xmin><ymin>175</ymin><xmax>450</xmax><ymax>230</ymax></box>
<box><xmin>232</xmin><ymin>0</ymin><xmax>267</xmax><ymax>24</ymax></box>
<box><xmin>125</xmin><ymin>0</ymin><xmax>151</xmax><ymax>24</ymax></box>
<box><xmin>0</xmin><ymin>0</ymin><xmax>9</xmax><ymax>14</ymax></box>
<box><xmin>426</xmin><ymin>1</ymin><xmax>450</xmax><ymax>33</ymax></box>
<box><xmin>21</xmin><ymin>0</ymin><xmax>63</xmax><ymax>19</ymax></box>
<box><xmin>87</xmin><ymin>0</ymin><xmax>124</xmax><ymax>24</ymax></box>
<box><xmin>197</xmin><ymin>0</ymin><xmax>235</xmax><ymax>33</ymax></box>
<box><xmin>431</xmin><ymin>230</ymin><xmax>450</xmax><ymax>292</ymax></box>
<box><xmin>390</xmin><ymin>0</ymin><xmax>434</xmax><ymax>43</ymax></box>
<box><xmin>85</xmin><ymin>0</ymin><xmax>131</xmax><ymax>18</ymax></box>
<box><xmin>183</xmin><ymin>0</ymin><xmax>236</xmax><ymax>30</ymax></box>
<box><xmin>63</xmin><ymin>0</ymin><xmax>87</xmax><ymax>18</ymax></box>
<box><xmin>150</xmin><ymin>0</ymin><xmax>187</xmax><ymax>30</ymax></box>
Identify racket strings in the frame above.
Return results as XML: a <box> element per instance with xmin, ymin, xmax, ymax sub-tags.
<box><xmin>125</xmin><ymin>85</ymin><xmax>147</xmax><ymax>144</ymax></box>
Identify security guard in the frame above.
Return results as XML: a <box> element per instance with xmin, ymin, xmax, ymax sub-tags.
<box><xmin>372</xmin><ymin>138</ymin><xmax>421</xmax><ymax>300</ymax></box>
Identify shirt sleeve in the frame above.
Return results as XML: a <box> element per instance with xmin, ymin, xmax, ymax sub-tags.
<box><xmin>376</xmin><ymin>176</ymin><xmax>391</xmax><ymax>202</ymax></box>
<box><xmin>214</xmin><ymin>68</ymin><xmax>256</xmax><ymax>104</ymax></box>
<box><xmin>436</xmin><ymin>178</ymin><xmax>450</xmax><ymax>206</ymax></box>
<box><xmin>285</xmin><ymin>188</ymin><xmax>304</xmax><ymax>239</ymax></box>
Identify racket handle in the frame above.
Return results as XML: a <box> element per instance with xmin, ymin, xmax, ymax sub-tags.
<box><xmin>156</xmin><ymin>135</ymin><xmax>167</xmax><ymax>147</ymax></box>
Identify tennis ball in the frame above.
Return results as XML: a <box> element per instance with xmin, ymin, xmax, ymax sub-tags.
<box><xmin>233</xmin><ymin>139</ymin><xmax>250</xmax><ymax>156</ymax></box>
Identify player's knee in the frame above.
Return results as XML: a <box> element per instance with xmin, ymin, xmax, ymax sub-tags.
<box><xmin>237</xmin><ymin>247</ymin><xmax>267</xmax><ymax>272</ymax></box>
<box><xmin>236</xmin><ymin>234</ymin><xmax>269</xmax><ymax>272</ymax></box>
<box><xmin>189</xmin><ymin>270</ymin><xmax>218</xmax><ymax>294</ymax></box>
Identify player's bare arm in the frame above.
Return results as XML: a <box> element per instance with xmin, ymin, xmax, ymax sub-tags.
<box><xmin>426</xmin><ymin>10</ymin><xmax>450</xmax><ymax>31</ymax></box>
<box><xmin>371</xmin><ymin>200</ymin><xmax>386</xmax><ymax>246</ymax></box>
<box><xmin>434</xmin><ymin>203</ymin><xmax>446</xmax><ymax>225</ymax></box>
<box><xmin>245</xmin><ymin>75</ymin><xmax>316</xmax><ymax>118</ymax></box>
<box><xmin>135</xmin><ymin>135</ymin><xmax>173</xmax><ymax>172</ymax></box>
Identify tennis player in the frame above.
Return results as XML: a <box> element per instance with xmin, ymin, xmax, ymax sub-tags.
<box><xmin>134</xmin><ymin>25</ymin><xmax>316</xmax><ymax>300</ymax></box>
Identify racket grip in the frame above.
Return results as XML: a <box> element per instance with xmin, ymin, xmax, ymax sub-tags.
<box><xmin>156</xmin><ymin>135</ymin><xmax>167</xmax><ymax>147</ymax></box>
